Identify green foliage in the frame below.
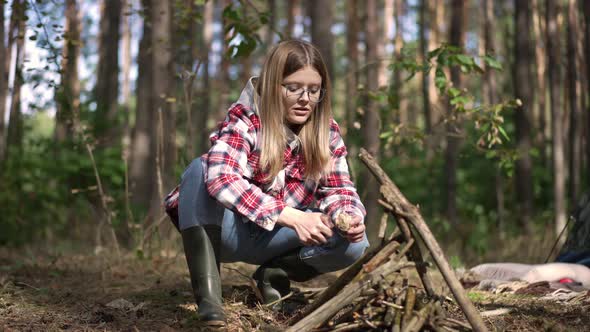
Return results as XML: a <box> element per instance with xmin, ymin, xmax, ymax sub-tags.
<box><xmin>223</xmin><ymin>2</ymin><xmax>273</xmax><ymax>59</ymax></box>
<box><xmin>361</xmin><ymin>44</ymin><xmax>533</xmax><ymax>256</ymax></box>
<box><xmin>0</xmin><ymin>114</ymin><xmax>129</xmax><ymax>246</ymax></box>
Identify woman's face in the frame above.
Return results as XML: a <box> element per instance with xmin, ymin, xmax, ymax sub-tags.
<box><xmin>281</xmin><ymin>65</ymin><xmax>323</xmax><ymax>127</ymax></box>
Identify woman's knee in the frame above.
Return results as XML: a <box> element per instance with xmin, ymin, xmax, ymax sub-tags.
<box><xmin>342</xmin><ymin>237</ymin><xmax>369</xmax><ymax>267</ymax></box>
<box><xmin>181</xmin><ymin>157</ymin><xmax>203</xmax><ymax>182</ymax></box>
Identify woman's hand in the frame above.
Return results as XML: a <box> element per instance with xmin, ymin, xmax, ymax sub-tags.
<box><xmin>343</xmin><ymin>215</ymin><xmax>365</xmax><ymax>243</ymax></box>
<box><xmin>277</xmin><ymin>207</ymin><xmax>333</xmax><ymax>246</ymax></box>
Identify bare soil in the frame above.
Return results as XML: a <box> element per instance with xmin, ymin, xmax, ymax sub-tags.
<box><xmin>1</xmin><ymin>248</ymin><xmax>589</xmax><ymax>331</ymax></box>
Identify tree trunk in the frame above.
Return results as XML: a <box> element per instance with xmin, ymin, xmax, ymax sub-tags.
<box><xmin>362</xmin><ymin>0</ymin><xmax>381</xmax><ymax>246</ymax></box>
<box><xmin>419</xmin><ymin>0</ymin><xmax>431</xmax><ymax>134</ymax></box>
<box><xmin>177</xmin><ymin>0</ymin><xmax>199</xmax><ymax>158</ymax></box>
<box><xmin>433</xmin><ymin>0</ymin><xmax>445</xmax><ymax>130</ymax></box>
<box><xmin>532</xmin><ymin>0</ymin><xmax>548</xmax><ymax>166</ymax></box>
<box><xmin>513</xmin><ymin>0</ymin><xmax>534</xmax><ymax>231</ymax></box>
<box><xmin>266</xmin><ymin>0</ymin><xmax>275</xmax><ymax>47</ymax></box>
<box><xmin>547</xmin><ymin>0</ymin><xmax>567</xmax><ymax>243</ymax></box>
<box><xmin>424</xmin><ymin>0</ymin><xmax>444</xmax><ymax>156</ymax></box>
<box><xmin>0</xmin><ymin>0</ymin><xmax>19</xmax><ymax>164</ymax></box>
<box><xmin>482</xmin><ymin>0</ymin><xmax>504</xmax><ymax>235</ymax></box>
<box><xmin>309</xmin><ymin>0</ymin><xmax>334</xmax><ymax>81</ymax></box>
<box><xmin>130</xmin><ymin>0</ymin><xmax>156</xmax><ymax>211</ymax></box>
<box><xmin>0</xmin><ymin>0</ymin><xmax>5</xmax><ymax>162</ymax></box>
<box><xmin>286</xmin><ymin>0</ymin><xmax>300</xmax><ymax>39</ymax></box>
<box><xmin>6</xmin><ymin>0</ymin><xmax>26</xmax><ymax>156</ymax></box>
<box><xmin>197</xmin><ymin>1</ymin><xmax>213</xmax><ymax>154</ymax></box>
<box><xmin>391</xmin><ymin>0</ymin><xmax>406</xmax><ymax>125</ymax></box>
<box><xmin>444</xmin><ymin>0</ymin><xmax>466</xmax><ymax>225</ymax></box>
<box><xmin>152</xmin><ymin>0</ymin><xmax>175</xmax><ymax>199</ymax></box>
<box><xmin>55</xmin><ymin>0</ymin><xmax>81</xmax><ymax>143</ymax></box>
<box><xmin>95</xmin><ymin>0</ymin><xmax>122</xmax><ymax>145</ymax></box>
<box><xmin>379</xmin><ymin>0</ymin><xmax>393</xmax><ymax>88</ymax></box>
<box><xmin>121</xmin><ymin>0</ymin><xmax>132</xmax><ymax>111</ymax></box>
<box><xmin>216</xmin><ymin>0</ymin><xmax>231</xmax><ymax>122</ymax></box>
<box><xmin>240</xmin><ymin>5</ymin><xmax>253</xmax><ymax>84</ymax></box>
<box><xmin>345</xmin><ymin>0</ymin><xmax>359</xmax><ymax>137</ymax></box>
<box><xmin>118</xmin><ymin>0</ymin><xmax>134</xmax><ymax>248</ymax></box>
<box><xmin>567</xmin><ymin>0</ymin><xmax>582</xmax><ymax>205</ymax></box>
<box><xmin>585</xmin><ymin>0</ymin><xmax>590</xmax><ymax>188</ymax></box>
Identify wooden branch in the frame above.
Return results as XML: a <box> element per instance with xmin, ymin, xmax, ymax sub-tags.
<box><xmin>362</xmin><ymin>241</ymin><xmax>400</xmax><ymax>273</ymax></box>
<box><xmin>378</xmin><ymin>212</ymin><xmax>389</xmax><ymax>245</ymax></box>
<box><xmin>287</xmin><ymin>236</ymin><xmax>400</xmax><ymax>325</ymax></box>
<box><xmin>402</xmin><ymin>302</ymin><xmax>435</xmax><ymax>332</ymax></box>
<box><xmin>379</xmin><ymin>192</ymin><xmax>437</xmax><ymax>296</ymax></box>
<box><xmin>285</xmin><ymin>249</ymin><xmax>375</xmax><ymax>325</ymax></box>
<box><xmin>394</xmin><ymin>237</ymin><xmax>415</xmax><ymax>261</ymax></box>
<box><xmin>359</xmin><ymin>148</ymin><xmax>488</xmax><ymax>332</ymax></box>
<box><xmin>403</xmin><ymin>286</ymin><xmax>416</xmax><ymax>329</ymax></box>
<box><xmin>286</xmin><ymin>261</ymin><xmax>415</xmax><ymax>332</ymax></box>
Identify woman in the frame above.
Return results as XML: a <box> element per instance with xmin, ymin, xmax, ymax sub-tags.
<box><xmin>165</xmin><ymin>39</ymin><xmax>369</xmax><ymax>327</ymax></box>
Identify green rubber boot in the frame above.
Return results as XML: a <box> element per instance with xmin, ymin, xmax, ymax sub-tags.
<box><xmin>253</xmin><ymin>249</ymin><xmax>320</xmax><ymax>310</ymax></box>
<box><xmin>182</xmin><ymin>225</ymin><xmax>226</xmax><ymax>327</ymax></box>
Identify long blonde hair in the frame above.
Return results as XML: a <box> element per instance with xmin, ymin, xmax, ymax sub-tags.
<box><xmin>255</xmin><ymin>40</ymin><xmax>332</xmax><ymax>181</ymax></box>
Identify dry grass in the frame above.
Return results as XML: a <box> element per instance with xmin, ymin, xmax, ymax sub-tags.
<box><xmin>1</xmin><ymin>238</ymin><xmax>589</xmax><ymax>331</ymax></box>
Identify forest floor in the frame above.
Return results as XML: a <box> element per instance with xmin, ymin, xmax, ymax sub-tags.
<box><xmin>1</xmin><ymin>247</ymin><xmax>589</xmax><ymax>332</ymax></box>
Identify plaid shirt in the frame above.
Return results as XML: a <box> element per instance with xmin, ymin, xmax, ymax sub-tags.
<box><xmin>165</xmin><ymin>78</ymin><xmax>365</xmax><ymax>231</ymax></box>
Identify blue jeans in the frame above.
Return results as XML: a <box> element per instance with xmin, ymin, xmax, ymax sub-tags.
<box><xmin>178</xmin><ymin>158</ymin><xmax>369</xmax><ymax>273</ymax></box>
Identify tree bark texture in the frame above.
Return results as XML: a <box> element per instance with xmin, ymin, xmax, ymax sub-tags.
<box><xmin>95</xmin><ymin>0</ymin><xmax>122</xmax><ymax>144</ymax></box>
<box><xmin>286</xmin><ymin>0</ymin><xmax>299</xmax><ymax>39</ymax></box>
<box><xmin>121</xmin><ymin>0</ymin><xmax>132</xmax><ymax>108</ymax></box>
<box><xmin>392</xmin><ymin>0</ymin><xmax>407</xmax><ymax>125</ymax></box>
<box><xmin>362</xmin><ymin>0</ymin><xmax>382</xmax><ymax>246</ymax></box>
<box><xmin>130</xmin><ymin>0</ymin><xmax>156</xmax><ymax>211</ymax></box>
<box><xmin>419</xmin><ymin>0</ymin><xmax>431</xmax><ymax>134</ymax></box>
<box><xmin>567</xmin><ymin>0</ymin><xmax>582</xmax><ymax>205</ymax></box>
<box><xmin>152</xmin><ymin>0</ymin><xmax>176</xmax><ymax>195</ymax></box>
<box><xmin>1</xmin><ymin>0</ymin><xmax>19</xmax><ymax>164</ymax></box>
<box><xmin>55</xmin><ymin>0</ymin><xmax>81</xmax><ymax>143</ymax></box>
<box><xmin>0</xmin><ymin>0</ymin><xmax>6</xmax><ymax>162</ymax></box>
<box><xmin>309</xmin><ymin>0</ymin><xmax>334</xmax><ymax>81</ymax></box>
<box><xmin>378</xmin><ymin>0</ymin><xmax>393</xmax><ymax>88</ymax></box>
<box><xmin>444</xmin><ymin>0</ymin><xmax>466</xmax><ymax>225</ymax></box>
<box><xmin>514</xmin><ymin>0</ymin><xmax>534</xmax><ymax>231</ymax></box>
<box><xmin>197</xmin><ymin>1</ymin><xmax>213</xmax><ymax>154</ymax></box>
<box><xmin>585</xmin><ymin>0</ymin><xmax>590</xmax><ymax>188</ymax></box>
<box><xmin>345</xmin><ymin>0</ymin><xmax>359</xmax><ymax>137</ymax></box>
<box><xmin>546</xmin><ymin>0</ymin><xmax>567</xmax><ymax>242</ymax></box>
<box><xmin>6</xmin><ymin>0</ymin><xmax>26</xmax><ymax>156</ymax></box>
<box><xmin>532</xmin><ymin>0</ymin><xmax>548</xmax><ymax>166</ymax></box>
<box><xmin>482</xmin><ymin>0</ymin><xmax>505</xmax><ymax>236</ymax></box>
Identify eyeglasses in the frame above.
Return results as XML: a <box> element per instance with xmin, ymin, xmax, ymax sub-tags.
<box><xmin>282</xmin><ymin>84</ymin><xmax>326</xmax><ymax>103</ymax></box>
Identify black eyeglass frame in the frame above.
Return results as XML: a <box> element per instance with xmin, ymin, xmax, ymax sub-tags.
<box><xmin>281</xmin><ymin>84</ymin><xmax>326</xmax><ymax>103</ymax></box>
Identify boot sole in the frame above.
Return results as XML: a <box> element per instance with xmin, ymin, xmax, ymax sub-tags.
<box><xmin>201</xmin><ymin>320</ymin><xmax>227</xmax><ymax>327</ymax></box>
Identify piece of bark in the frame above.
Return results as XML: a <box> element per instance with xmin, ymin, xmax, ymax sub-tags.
<box><xmin>336</xmin><ymin>213</ymin><xmax>353</xmax><ymax>233</ymax></box>
<box><xmin>359</xmin><ymin>148</ymin><xmax>488</xmax><ymax>332</ymax></box>
<box><xmin>402</xmin><ymin>302</ymin><xmax>435</xmax><ymax>332</ymax></box>
<box><xmin>402</xmin><ymin>286</ymin><xmax>416</xmax><ymax>330</ymax></box>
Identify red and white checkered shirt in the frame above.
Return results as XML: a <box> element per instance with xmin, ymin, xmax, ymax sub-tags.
<box><xmin>165</xmin><ymin>78</ymin><xmax>365</xmax><ymax>231</ymax></box>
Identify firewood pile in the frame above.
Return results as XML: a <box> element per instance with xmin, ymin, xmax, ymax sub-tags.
<box><xmin>284</xmin><ymin>149</ymin><xmax>488</xmax><ymax>332</ymax></box>
<box><xmin>307</xmin><ymin>279</ymin><xmax>470</xmax><ymax>332</ymax></box>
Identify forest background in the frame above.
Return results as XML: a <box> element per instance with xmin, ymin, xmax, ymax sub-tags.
<box><xmin>0</xmin><ymin>0</ymin><xmax>588</xmax><ymax>269</ymax></box>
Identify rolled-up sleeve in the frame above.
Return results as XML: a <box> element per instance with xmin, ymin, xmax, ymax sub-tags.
<box><xmin>205</xmin><ymin>105</ymin><xmax>286</xmax><ymax>231</ymax></box>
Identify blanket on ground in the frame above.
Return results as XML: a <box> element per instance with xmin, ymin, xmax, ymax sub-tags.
<box><xmin>469</xmin><ymin>262</ymin><xmax>590</xmax><ymax>289</ymax></box>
